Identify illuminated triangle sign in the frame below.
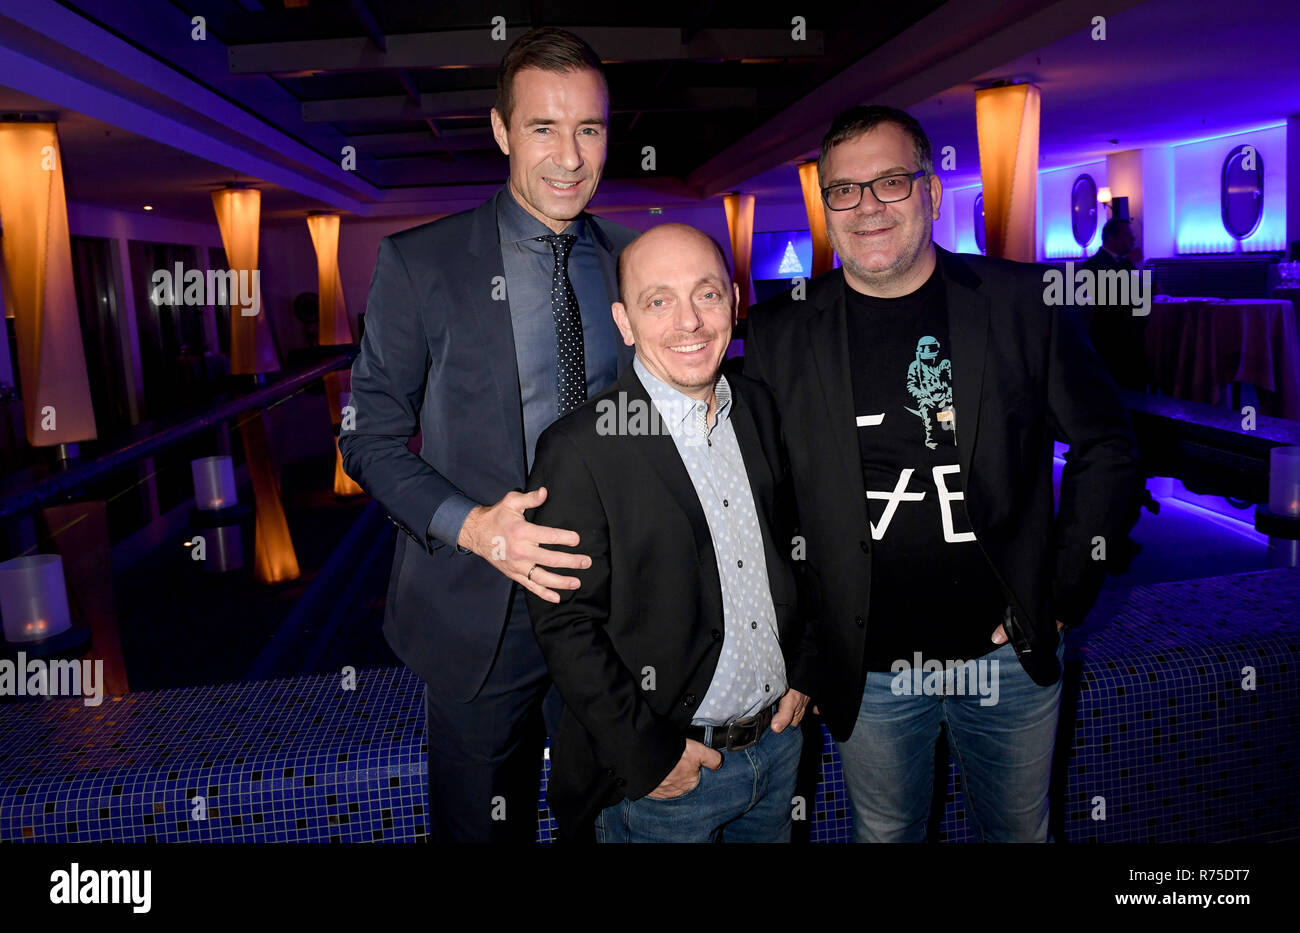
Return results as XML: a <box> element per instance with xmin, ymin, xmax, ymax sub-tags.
<box><xmin>778</xmin><ymin>240</ymin><xmax>804</xmax><ymax>276</ymax></box>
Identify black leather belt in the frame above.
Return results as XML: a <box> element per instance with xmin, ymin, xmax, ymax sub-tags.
<box><xmin>685</xmin><ymin>702</ymin><xmax>778</xmax><ymax>752</ymax></box>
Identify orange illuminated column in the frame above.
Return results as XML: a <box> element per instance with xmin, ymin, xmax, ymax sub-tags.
<box><xmin>0</xmin><ymin>123</ymin><xmax>97</xmax><ymax>447</ymax></box>
<box><xmin>213</xmin><ymin>187</ymin><xmax>296</xmax><ymax>579</ymax></box>
<box><xmin>798</xmin><ymin>161</ymin><xmax>835</xmax><ymax>278</ymax></box>
<box><xmin>239</xmin><ymin>412</ymin><xmax>300</xmax><ymax>583</ymax></box>
<box><xmin>326</xmin><ymin>369</ymin><xmax>361</xmax><ymax>497</ymax></box>
<box><xmin>43</xmin><ymin>501</ymin><xmax>129</xmax><ymax>696</ymax></box>
<box><xmin>975</xmin><ymin>83</ymin><xmax>1042</xmax><ymax>261</ymax></box>
<box><xmin>307</xmin><ymin>213</ymin><xmax>352</xmax><ymax>346</ymax></box>
<box><xmin>307</xmin><ymin>212</ymin><xmax>362</xmax><ymax>495</ymax></box>
<box><xmin>723</xmin><ymin>193</ymin><xmax>755</xmax><ymax>318</ymax></box>
<box><xmin>211</xmin><ymin>187</ymin><xmax>279</xmax><ymax>375</ymax></box>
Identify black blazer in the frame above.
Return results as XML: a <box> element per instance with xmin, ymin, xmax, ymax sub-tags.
<box><xmin>340</xmin><ymin>188</ymin><xmax>638</xmax><ymax>700</ymax></box>
<box><xmin>744</xmin><ymin>246</ymin><xmax>1142</xmax><ymax>742</ymax></box>
<box><xmin>524</xmin><ymin>364</ymin><xmax>817</xmax><ymax>835</ymax></box>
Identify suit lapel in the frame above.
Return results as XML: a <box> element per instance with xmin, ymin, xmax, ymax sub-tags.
<box><xmin>936</xmin><ymin>247</ymin><xmax>990</xmax><ymax>485</ymax></box>
<box><xmin>465</xmin><ymin>190</ymin><xmax>527</xmax><ymax>483</ymax></box>
<box><xmin>805</xmin><ymin>272</ymin><xmax>869</xmax><ymax>527</ymax></box>
<box><xmin>620</xmin><ymin>367</ymin><xmax>720</xmax><ymax>587</ymax></box>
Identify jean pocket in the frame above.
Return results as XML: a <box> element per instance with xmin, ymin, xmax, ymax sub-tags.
<box><xmin>644</xmin><ymin>764</ymin><xmax>708</xmax><ymax>803</ymax></box>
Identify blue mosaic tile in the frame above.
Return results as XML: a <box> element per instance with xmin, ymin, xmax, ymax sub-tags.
<box><xmin>0</xmin><ymin>669</ymin><xmax>427</xmax><ymax>842</ymax></box>
<box><xmin>3</xmin><ymin>569</ymin><xmax>1297</xmax><ymax>843</ymax></box>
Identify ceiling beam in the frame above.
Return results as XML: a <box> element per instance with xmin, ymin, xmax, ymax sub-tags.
<box><xmin>0</xmin><ymin>0</ymin><xmax>383</xmax><ymax>213</ymax></box>
<box><xmin>304</xmin><ymin>86</ymin><xmax>762</xmax><ymax>123</ymax></box>
<box><xmin>229</xmin><ymin>26</ymin><xmax>823</xmax><ymax>74</ymax></box>
<box><xmin>685</xmin><ymin>0</ymin><xmax>1148</xmax><ymax>197</ymax></box>
<box><xmin>346</xmin><ymin>130</ymin><xmax>496</xmax><ymax>154</ymax></box>
<box><xmin>369</xmin><ymin>151</ymin><xmax>508</xmax><ymax>187</ymax></box>
<box><xmin>346</xmin><ymin>0</ymin><xmax>386</xmax><ymax>52</ymax></box>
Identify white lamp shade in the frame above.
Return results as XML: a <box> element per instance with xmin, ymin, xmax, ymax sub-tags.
<box><xmin>192</xmin><ymin>455</ymin><xmax>238</xmax><ymax>511</ymax></box>
<box><xmin>0</xmin><ymin>554</ymin><xmax>73</xmax><ymax>643</ymax></box>
<box><xmin>1097</xmin><ymin>187</ymin><xmax>1112</xmax><ymax>203</ymax></box>
<box><xmin>1269</xmin><ymin>447</ymin><xmax>1300</xmax><ymax>517</ymax></box>
<box><xmin>204</xmin><ymin>524</ymin><xmax>244</xmax><ymax>573</ymax></box>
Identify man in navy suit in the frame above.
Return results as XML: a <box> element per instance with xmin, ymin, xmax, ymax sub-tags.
<box><xmin>340</xmin><ymin>28</ymin><xmax>638</xmax><ymax>842</ymax></box>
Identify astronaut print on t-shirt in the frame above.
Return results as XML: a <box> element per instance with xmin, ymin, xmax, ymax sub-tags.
<box><xmin>904</xmin><ymin>335</ymin><xmax>955</xmax><ymax>450</ymax></box>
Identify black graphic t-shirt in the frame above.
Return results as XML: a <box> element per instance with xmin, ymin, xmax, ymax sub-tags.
<box><xmin>844</xmin><ymin>267</ymin><xmax>1007</xmax><ymax>671</ymax></box>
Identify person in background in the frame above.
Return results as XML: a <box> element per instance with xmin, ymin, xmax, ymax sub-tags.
<box><xmin>1080</xmin><ymin>218</ymin><xmax>1150</xmax><ymax>392</ymax></box>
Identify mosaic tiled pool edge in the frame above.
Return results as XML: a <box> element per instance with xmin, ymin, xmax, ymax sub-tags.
<box><xmin>3</xmin><ymin>568</ymin><xmax>1297</xmax><ymax>843</ymax></box>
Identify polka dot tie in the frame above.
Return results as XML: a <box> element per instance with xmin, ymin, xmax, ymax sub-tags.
<box><xmin>538</xmin><ymin>233</ymin><xmax>587</xmax><ymax>417</ymax></box>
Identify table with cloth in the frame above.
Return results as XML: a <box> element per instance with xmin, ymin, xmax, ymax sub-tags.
<box><xmin>1145</xmin><ymin>296</ymin><xmax>1300</xmax><ymax>420</ymax></box>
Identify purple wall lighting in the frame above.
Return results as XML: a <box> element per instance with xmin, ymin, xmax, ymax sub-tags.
<box><xmin>1174</xmin><ymin>124</ymin><xmax>1286</xmax><ymax>254</ymax></box>
<box><xmin>1041</xmin><ymin>160</ymin><xmax>1106</xmax><ymax>259</ymax></box>
<box><xmin>947</xmin><ymin>186</ymin><xmax>983</xmax><ymax>254</ymax></box>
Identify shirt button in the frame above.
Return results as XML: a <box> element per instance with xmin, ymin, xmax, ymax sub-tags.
<box><xmin>737</xmin><ymin>559</ymin><xmax>743</xmax><ymax>568</ymax></box>
<box><xmin>854</xmin><ymin>615</ymin><xmax>865</xmax><ymax>628</ymax></box>
<box><xmin>764</xmin><ymin>684</ymin><xmax>771</xmax><ymax>693</ymax></box>
<box><xmin>750</xmin><ymin>621</ymin><xmax>757</xmax><ymax>630</ymax></box>
<box><xmin>683</xmin><ymin>693</ymin><xmax>696</xmax><ymax>706</ymax></box>
<box><xmin>711</xmin><ymin>629</ymin><xmax>721</xmax><ymax>641</ymax></box>
<box><xmin>859</xmin><ymin>540</ymin><xmax>869</xmax><ymax>553</ymax></box>
<box><xmin>722</xmin><ymin>499</ymin><xmax>729</xmax><ymax>507</ymax></box>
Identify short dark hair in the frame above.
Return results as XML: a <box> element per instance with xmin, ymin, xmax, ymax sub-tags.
<box><xmin>616</xmin><ymin>226</ymin><xmax>733</xmax><ymax>307</ymax></box>
<box><xmin>817</xmin><ymin>105</ymin><xmax>934</xmax><ymax>184</ymax></box>
<box><xmin>495</xmin><ymin>28</ymin><xmax>607</xmax><ymax>129</ymax></box>
<box><xmin>1101</xmin><ymin>218</ymin><xmax>1132</xmax><ymax>243</ymax></box>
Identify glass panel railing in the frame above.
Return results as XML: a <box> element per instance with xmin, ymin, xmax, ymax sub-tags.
<box><xmin>0</xmin><ymin>350</ymin><xmax>375</xmax><ymax>698</ymax></box>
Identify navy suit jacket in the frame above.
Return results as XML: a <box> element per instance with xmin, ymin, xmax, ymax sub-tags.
<box><xmin>340</xmin><ymin>192</ymin><xmax>639</xmax><ymax>700</ymax></box>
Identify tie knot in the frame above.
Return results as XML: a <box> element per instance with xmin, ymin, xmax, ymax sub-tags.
<box><xmin>539</xmin><ymin>233</ymin><xmax>577</xmax><ymax>259</ymax></box>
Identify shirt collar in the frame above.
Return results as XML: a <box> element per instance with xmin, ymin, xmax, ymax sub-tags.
<box><xmin>496</xmin><ymin>183</ymin><xmax>585</xmax><ymax>244</ymax></box>
<box><xmin>633</xmin><ymin>355</ymin><xmax>731</xmax><ymax>438</ymax></box>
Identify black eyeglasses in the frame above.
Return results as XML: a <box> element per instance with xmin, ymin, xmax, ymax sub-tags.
<box><xmin>821</xmin><ymin>170</ymin><xmax>927</xmax><ymax>211</ymax></box>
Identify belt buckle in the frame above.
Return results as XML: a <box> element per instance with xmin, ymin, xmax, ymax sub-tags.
<box><xmin>724</xmin><ymin>716</ymin><xmax>758</xmax><ymax>752</ymax></box>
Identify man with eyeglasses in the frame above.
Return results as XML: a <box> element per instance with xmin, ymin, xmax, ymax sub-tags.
<box><xmin>745</xmin><ymin>105</ymin><xmax>1141</xmax><ymax>841</ymax></box>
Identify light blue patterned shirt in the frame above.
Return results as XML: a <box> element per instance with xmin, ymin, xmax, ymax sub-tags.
<box><xmin>632</xmin><ymin>356</ymin><xmax>787</xmax><ymax>725</ymax></box>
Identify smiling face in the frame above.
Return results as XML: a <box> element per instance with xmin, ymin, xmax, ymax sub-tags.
<box><xmin>612</xmin><ymin>225</ymin><xmax>737</xmax><ymax>400</ymax></box>
<box><xmin>490</xmin><ymin>66</ymin><xmax>608</xmax><ymax>234</ymax></box>
<box><xmin>821</xmin><ymin>121</ymin><xmax>943</xmax><ymax>297</ymax></box>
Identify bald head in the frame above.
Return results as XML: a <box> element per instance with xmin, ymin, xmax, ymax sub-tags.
<box><xmin>610</xmin><ymin>222</ymin><xmax>738</xmax><ymax>400</ymax></box>
<box><xmin>616</xmin><ymin>223</ymin><xmax>732</xmax><ymax>307</ymax></box>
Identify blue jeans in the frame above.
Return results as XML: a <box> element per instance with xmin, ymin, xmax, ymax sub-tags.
<box><xmin>835</xmin><ymin>629</ymin><xmax>1064</xmax><ymax>842</ymax></box>
<box><xmin>594</xmin><ymin>720</ymin><xmax>803</xmax><ymax>843</ymax></box>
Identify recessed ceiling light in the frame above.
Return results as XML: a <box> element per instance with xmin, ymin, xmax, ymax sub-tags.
<box><xmin>143</xmin><ymin>205</ymin><xmax>153</xmax><ymax>211</ymax></box>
